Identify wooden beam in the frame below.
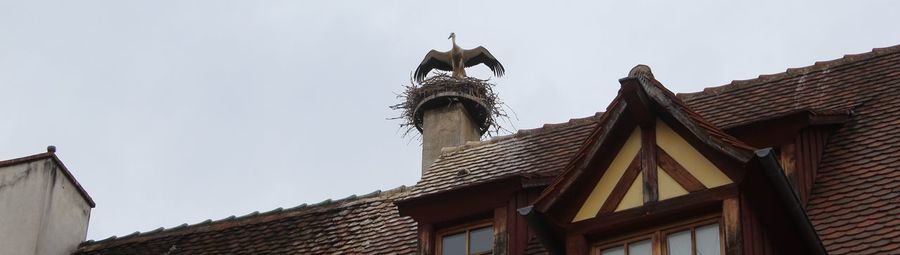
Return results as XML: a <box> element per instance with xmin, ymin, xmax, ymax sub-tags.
<box><xmin>534</xmin><ymin>102</ymin><xmax>627</xmax><ymax>214</ymax></box>
<box><xmin>566</xmin><ymin>234</ymin><xmax>589</xmax><ymax>255</ymax></box>
<box><xmin>642</xmin><ymin>125</ymin><xmax>658</xmax><ymax>203</ymax></box>
<box><xmin>543</xmin><ymin>109</ymin><xmax>635</xmax><ymax>224</ymax></box>
<box><xmin>723</xmin><ymin>196</ymin><xmax>743</xmax><ymax>255</ymax></box>
<box><xmin>640</xmin><ymin>79</ymin><xmax>753</xmax><ymax>163</ymax></box>
<box><xmin>779</xmin><ymin>142</ymin><xmax>799</xmax><ymax>197</ymax></box>
<box><xmin>598</xmin><ymin>154</ymin><xmax>642</xmax><ymax>214</ymax></box>
<box><xmin>656</xmin><ymin>146</ymin><xmax>707</xmax><ymax>192</ymax></box>
<box><xmin>418</xmin><ymin>223</ymin><xmax>434</xmax><ymax>255</ymax></box>
<box><xmin>494</xmin><ymin>206</ymin><xmax>509</xmax><ymax>255</ymax></box>
<box><xmin>657</xmin><ymin>113</ymin><xmax>745</xmax><ymax>183</ymax></box>
<box><xmin>570</xmin><ymin>184</ymin><xmax>737</xmax><ymax>235</ymax></box>
<box><xmin>508</xmin><ymin>194</ymin><xmax>526</xmax><ymax>255</ymax></box>
<box><xmin>619</xmin><ymin>77</ymin><xmax>656</xmax><ymax>127</ymax></box>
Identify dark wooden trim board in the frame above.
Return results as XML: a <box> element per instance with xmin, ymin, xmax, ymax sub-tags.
<box><xmin>656</xmin><ymin>146</ymin><xmax>707</xmax><ymax>192</ymax></box>
<box><xmin>599</xmin><ymin>155</ymin><xmax>642</xmax><ymax>215</ymax></box>
<box><xmin>641</xmin><ymin>125</ymin><xmax>659</xmax><ymax>203</ymax></box>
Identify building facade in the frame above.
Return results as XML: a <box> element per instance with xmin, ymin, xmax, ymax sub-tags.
<box><xmin>0</xmin><ymin>150</ymin><xmax>94</xmax><ymax>255</ymax></box>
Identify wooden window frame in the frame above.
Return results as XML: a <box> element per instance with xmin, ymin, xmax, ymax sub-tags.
<box><xmin>591</xmin><ymin>214</ymin><xmax>724</xmax><ymax>255</ymax></box>
<box><xmin>436</xmin><ymin>219</ymin><xmax>494</xmax><ymax>255</ymax></box>
<box><xmin>660</xmin><ymin>217</ymin><xmax>724</xmax><ymax>255</ymax></box>
<box><xmin>593</xmin><ymin>233</ymin><xmax>656</xmax><ymax>255</ymax></box>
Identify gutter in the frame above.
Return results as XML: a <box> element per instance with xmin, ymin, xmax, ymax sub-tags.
<box><xmin>755</xmin><ymin>148</ymin><xmax>828</xmax><ymax>255</ymax></box>
<box><xmin>517</xmin><ymin>206</ymin><xmax>564</xmax><ymax>255</ymax></box>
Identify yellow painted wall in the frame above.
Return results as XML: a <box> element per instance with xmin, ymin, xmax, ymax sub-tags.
<box><xmin>615</xmin><ymin>172</ymin><xmax>643</xmax><ymax>212</ymax></box>
<box><xmin>658</xmin><ymin>167</ymin><xmax>689</xmax><ymax>200</ymax></box>
<box><xmin>570</xmin><ymin>121</ymin><xmax>732</xmax><ymax>222</ymax></box>
<box><xmin>656</xmin><ymin>121</ymin><xmax>732</xmax><ymax>188</ymax></box>
<box><xmin>572</xmin><ymin>128</ymin><xmax>641</xmax><ymax>222</ymax></box>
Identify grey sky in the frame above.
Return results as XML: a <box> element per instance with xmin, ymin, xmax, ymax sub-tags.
<box><xmin>2</xmin><ymin>0</ymin><xmax>898</xmax><ymax>240</ymax></box>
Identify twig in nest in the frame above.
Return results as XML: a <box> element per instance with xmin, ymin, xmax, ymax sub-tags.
<box><xmin>390</xmin><ymin>73</ymin><xmax>510</xmax><ymax>139</ymax></box>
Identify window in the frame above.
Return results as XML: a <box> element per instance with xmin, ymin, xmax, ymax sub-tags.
<box><xmin>438</xmin><ymin>222</ymin><xmax>493</xmax><ymax>255</ymax></box>
<box><xmin>664</xmin><ymin>223</ymin><xmax>721</xmax><ymax>255</ymax></box>
<box><xmin>593</xmin><ymin>216</ymin><xmax>723</xmax><ymax>255</ymax></box>
<box><xmin>598</xmin><ymin>237</ymin><xmax>653</xmax><ymax>255</ymax></box>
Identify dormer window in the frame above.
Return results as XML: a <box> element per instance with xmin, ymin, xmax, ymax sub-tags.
<box><xmin>594</xmin><ymin>216</ymin><xmax>722</xmax><ymax>255</ymax></box>
<box><xmin>437</xmin><ymin>221</ymin><xmax>493</xmax><ymax>255</ymax></box>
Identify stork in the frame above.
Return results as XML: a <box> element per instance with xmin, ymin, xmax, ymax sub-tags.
<box><xmin>414</xmin><ymin>33</ymin><xmax>505</xmax><ymax>82</ymax></box>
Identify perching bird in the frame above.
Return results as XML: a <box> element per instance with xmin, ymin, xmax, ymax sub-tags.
<box><xmin>414</xmin><ymin>33</ymin><xmax>505</xmax><ymax>82</ymax></box>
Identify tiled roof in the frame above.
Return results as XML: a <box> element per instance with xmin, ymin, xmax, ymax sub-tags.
<box><xmin>72</xmin><ymin>44</ymin><xmax>900</xmax><ymax>254</ymax></box>
<box><xmin>680</xmin><ymin>44</ymin><xmax>900</xmax><ymax>255</ymax></box>
<box><xmin>75</xmin><ymin>187</ymin><xmax>416</xmax><ymax>255</ymax></box>
<box><xmin>72</xmin><ymin>114</ymin><xmax>604</xmax><ymax>254</ymax></box>
<box><xmin>403</xmin><ymin>113</ymin><xmax>604</xmax><ymax>200</ymax></box>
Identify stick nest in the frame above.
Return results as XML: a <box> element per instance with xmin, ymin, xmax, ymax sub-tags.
<box><xmin>390</xmin><ymin>73</ymin><xmax>508</xmax><ymax>138</ymax></box>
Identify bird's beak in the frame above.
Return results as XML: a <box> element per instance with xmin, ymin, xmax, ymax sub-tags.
<box><xmin>448</xmin><ymin>35</ymin><xmax>452</xmax><ymax>39</ymax></box>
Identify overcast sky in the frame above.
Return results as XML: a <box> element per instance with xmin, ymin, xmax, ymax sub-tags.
<box><xmin>2</xmin><ymin>0</ymin><xmax>899</xmax><ymax>240</ymax></box>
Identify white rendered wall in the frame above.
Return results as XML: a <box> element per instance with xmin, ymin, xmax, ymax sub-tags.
<box><xmin>0</xmin><ymin>158</ymin><xmax>92</xmax><ymax>255</ymax></box>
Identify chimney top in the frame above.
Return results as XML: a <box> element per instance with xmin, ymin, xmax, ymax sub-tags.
<box><xmin>392</xmin><ymin>74</ymin><xmax>506</xmax><ymax>175</ymax></box>
<box><xmin>47</xmin><ymin>145</ymin><xmax>57</xmax><ymax>153</ymax></box>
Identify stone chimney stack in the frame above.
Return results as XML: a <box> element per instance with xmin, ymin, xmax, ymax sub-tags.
<box><xmin>405</xmin><ymin>76</ymin><xmax>492</xmax><ymax>174</ymax></box>
<box><xmin>419</xmin><ymin>101</ymin><xmax>482</xmax><ymax>173</ymax></box>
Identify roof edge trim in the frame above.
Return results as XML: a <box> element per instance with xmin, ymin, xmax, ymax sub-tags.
<box><xmin>0</xmin><ymin>152</ymin><xmax>95</xmax><ymax>208</ymax></box>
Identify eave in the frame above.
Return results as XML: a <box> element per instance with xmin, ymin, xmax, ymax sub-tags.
<box><xmin>724</xmin><ymin>109</ymin><xmax>853</xmax><ymax>147</ymax></box>
<box><xmin>396</xmin><ymin>173</ymin><xmax>549</xmax><ymax>223</ymax></box>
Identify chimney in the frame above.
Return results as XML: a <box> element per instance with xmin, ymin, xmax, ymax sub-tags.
<box><xmin>408</xmin><ymin>78</ymin><xmax>493</xmax><ymax>174</ymax></box>
<box><xmin>419</xmin><ymin>101</ymin><xmax>482</xmax><ymax>173</ymax></box>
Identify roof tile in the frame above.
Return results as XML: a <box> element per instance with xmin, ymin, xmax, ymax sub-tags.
<box><xmin>75</xmin><ymin>187</ymin><xmax>416</xmax><ymax>255</ymax></box>
<box><xmin>681</xmin><ymin>44</ymin><xmax>900</xmax><ymax>254</ymax></box>
<box><xmin>404</xmin><ymin>113</ymin><xmax>603</xmax><ymax>200</ymax></box>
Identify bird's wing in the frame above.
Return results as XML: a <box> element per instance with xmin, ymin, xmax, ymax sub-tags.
<box><xmin>414</xmin><ymin>50</ymin><xmax>452</xmax><ymax>82</ymax></box>
<box><xmin>463</xmin><ymin>46</ymin><xmax>505</xmax><ymax>77</ymax></box>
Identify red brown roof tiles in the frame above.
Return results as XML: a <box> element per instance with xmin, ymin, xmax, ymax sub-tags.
<box><xmin>75</xmin><ymin>113</ymin><xmax>605</xmax><ymax>254</ymax></box>
<box><xmin>404</xmin><ymin>113</ymin><xmax>604</xmax><ymax>200</ymax></box>
<box><xmin>75</xmin><ymin>187</ymin><xmax>416</xmax><ymax>255</ymax></box>
<box><xmin>681</xmin><ymin>44</ymin><xmax>900</xmax><ymax>254</ymax></box>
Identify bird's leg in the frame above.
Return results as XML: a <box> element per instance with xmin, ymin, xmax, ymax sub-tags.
<box><xmin>452</xmin><ymin>59</ymin><xmax>466</xmax><ymax>79</ymax></box>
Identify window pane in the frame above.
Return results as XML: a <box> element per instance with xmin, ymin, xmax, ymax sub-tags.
<box><xmin>441</xmin><ymin>232</ymin><xmax>466</xmax><ymax>255</ymax></box>
<box><xmin>667</xmin><ymin>230</ymin><xmax>692</xmax><ymax>255</ymax></box>
<box><xmin>696</xmin><ymin>224</ymin><xmax>721</xmax><ymax>255</ymax></box>
<box><xmin>628</xmin><ymin>239</ymin><xmax>652</xmax><ymax>255</ymax></box>
<box><xmin>469</xmin><ymin>226</ymin><xmax>493</xmax><ymax>254</ymax></box>
<box><xmin>601</xmin><ymin>246</ymin><xmax>625</xmax><ymax>255</ymax></box>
